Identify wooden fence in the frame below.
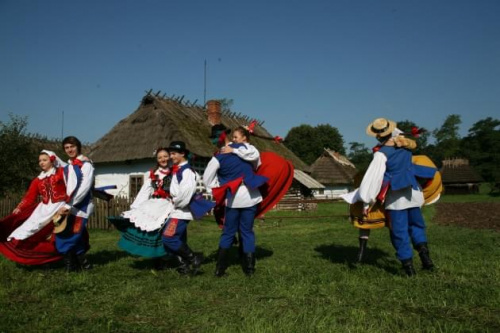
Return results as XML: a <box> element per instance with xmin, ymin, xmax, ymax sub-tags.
<box><xmin>0</xmin><ymin>195</ymin><xmax>132</xmax><ymax>230</ymax></box>
<box><xmin>0</xmin><ymin>195</ymin><xmax>346</xmax><ymax>230</ymax></box>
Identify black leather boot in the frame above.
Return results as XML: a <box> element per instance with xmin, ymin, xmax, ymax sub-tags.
<box><xmin>77</xmin><ymin>253</ymin><xmax>92</xmax><ymax>270</ymax></box>
<box><xmin>401</xmin><ymin>259</ymin><xmax>416</xmax><ymax>277</ymax></box>
<box><xmin>177</xmin><ymin>244</ymin><xmax>204</xmax><ymax>275</ymax></box>
<box><xmin>175</xmin><ymin>255</ymin><xmax>191</xmax><ymax>275</ymax></box>
<box><xmin>416</xmin><ymin>243</ymin><xmax>434</xmax><ymax>270</ymax></box>
<box><xmin>243</xmin><ymin>252</ymin><xmax>256</xmax><ymax>276</ymax></box>
<box><xmin>64</xmin><ymin>251</ymin><xmax>79</xmax><ymax>272</ymax></box>
<box><xmin>215</xmin><ymin>248</ymin><xmax>229</xmax><ymax>277</ymax></box>
<box><xmin>357</xmin><ymin>238</ymin><xmax>368</xmax><ymax>263</ymax></box>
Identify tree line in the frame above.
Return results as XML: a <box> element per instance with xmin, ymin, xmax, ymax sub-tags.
<box><xmin>283</xmin><ymin>115</ymin><xmax>500</xmax><ymax>185</ymax></box>
<box><xmin>0</xmin><ymin>114</ymin><xmax>66</xmax><ymax>197</ymax></box>
<box><xmin>1</xmin><ymin>113</ymin><xmax>499</xmax><ymax>197</ymax></box>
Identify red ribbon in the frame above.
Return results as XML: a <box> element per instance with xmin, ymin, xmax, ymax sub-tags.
<box><xmin>171</xmin><ymin>165</ymin><xmax>179</xmax><ymax>174</ymax></box>
<box><xmin>410</xmin><ymin>126</ymin><xmax>425</xmax><ymax>138</ymax></box>
<box><xmin>247</xmin><ymin>120</ymin><xmax>257</xmax><ymax>134</ymax></box>
<box><xmin>72</xmin><ymin>159</ymin><xmax>83</xmax><ymax>168</ymax></box>
<box><xmin>217</xmin><ymin>131</ymin><xmax>227</xmax><ymax>147</ymax></box>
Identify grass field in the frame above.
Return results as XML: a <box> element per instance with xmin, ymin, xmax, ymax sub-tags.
<box><xmin>1</xmin><ymin>199</ymin><xmax>499</xmax><ymax>333</ymax></box>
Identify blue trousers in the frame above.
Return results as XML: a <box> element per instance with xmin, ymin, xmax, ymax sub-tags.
<box><xmin>55</xmin><ymin>215</ymin><xmax>89</xmax><ymax>255</ymax></box>
<box><xmin>387</xmin><ymin>207</ymin><xmax>428</xmax><ymax>261</ymax></box>
<box><xmin>161</xmin><ymin>218</ymin><xmax>188</xmax><ymax>252</ymax></box>
<box><xmin>220</xmin><ymin>206</ymin><xmax>257</xmax><ymax>253</ymax></box>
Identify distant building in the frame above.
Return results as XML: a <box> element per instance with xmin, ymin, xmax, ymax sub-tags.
<box><xmin>440</xmin><ymin>158</ymin><xmax>483</xmax><ymax>194</ymax></box>
<box><xmin>310</xmin><ymin>148</ymin><xmax>357</xmax><ymax>198</ymax></box>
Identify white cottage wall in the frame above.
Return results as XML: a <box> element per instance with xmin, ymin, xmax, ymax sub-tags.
<box><xmin>323</xmin><ymin>186</ymin><xmax>351</xmax><ymax>199</ymax></box>
<box><xmin>94</xmin><ymin>161</ymin><xmax>153</xmax><ymax>199</ymax></box>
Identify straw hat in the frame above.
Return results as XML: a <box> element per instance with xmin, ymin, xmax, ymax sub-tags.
<box><xmin>366</xmin><ymin>118</ymin><xmax>397</xmax><ymax>138</ymax></box>
<box><xmin>52</xmin><ymin>213</ymin><xmax>68</xmax><ymax>234</ymax></box>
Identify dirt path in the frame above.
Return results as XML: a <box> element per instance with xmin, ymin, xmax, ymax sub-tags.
<box><xmin>434</xmin><ymin>202</ymin><xmax>500</xmax><ymax>231</ymax></box>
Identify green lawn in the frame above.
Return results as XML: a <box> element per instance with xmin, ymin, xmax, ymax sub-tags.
<box><xmin>1</xmin><ymin>199</ymin><xmax>499</xmax><ymax>333</ymax></box>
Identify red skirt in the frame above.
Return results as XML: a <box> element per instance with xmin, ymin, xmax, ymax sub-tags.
<box><xmin>0</xmin><ymin>204</ymin><xmax>62</xmax><ymax>265</ymax></box>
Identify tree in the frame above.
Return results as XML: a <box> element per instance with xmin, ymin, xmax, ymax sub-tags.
<box><xmin>0</xmin><ymin>114</ymin><xmax>39</xmax><ymax>196</ymax></box>
<box><xmin>432</xmin><ymin>114</ymin><xmax>462</xmax><ymax>160</ymax></box>
<box><xmin>347</xmin><ymin>142</ymin><xmax>372</xmax><ymax>171</ymax></box>
<box><xmin>0</xmin><ymin>114</ymin><xmax>63</xmax><ymax>197</ymax></box>
<box><xmin>460</xmin><ymin>117</ymin><xmax>500</xmax><ymax>183</ymax></box>
<box><xmin>316</xmin><ymin>124</ymin><xmax>345</xmax><ymax>155</ymax></box>
<box><xmin>396</xmin><ymin>119</ymin><xmax>430</xmax><ymax>155</ymax></box>
<box><xmin>284</xmin><ymin>124</ymin><xmax>345</xmax><ymax>165</ymax></box>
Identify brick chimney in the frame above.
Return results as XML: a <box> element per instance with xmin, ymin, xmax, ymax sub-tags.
<box><xmin>206</xmin><ymin>100</ymin><xmax>221</xmax><ymax>125</ymax></box>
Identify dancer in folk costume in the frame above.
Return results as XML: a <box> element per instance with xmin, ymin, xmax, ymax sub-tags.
<box><xmin>345</xmin><ymin>132</ymin><xmax>419</xmax><ymax>263</ymax></box>
<box><xmin>57</xmin><ymin>136</ymin><xmax>94</xmax><ymax>271</ymax></box>
<box><xmin>161</xmin><ymin>141</ymin><xmax>214</xmax><ymax>275</ymax></box>
<box><xmin>0</xmin><ymin>150</ymin><xmax>81</xmax><ymax>266</ymax></box>
<box><xmin>221</xmin><ymin>126</ymin><xmax>262</xmax><ymax>169</ymax></box>
<box><xmin>341</xmin><ymin>118</ymin><xmax>438</xmax><ymax>276</ymax></box>
<box><xmin>204</xmin><ymin>127</ymin><xmax>268</xmax><ymax>277</ymax></box>
<box><xmin>109</xmin><ymin>147</ymin><xmax>175</xmax><ymax>268</ymax></box>
<box><xmin>218</xmin><ymin>125</ymin><xmax>262</xmax><ymax>251</ymax></box>
<box><xmin>204</xmin><ymin>123</ymin><xmax>294</xmax><ymax>277</ymax></box>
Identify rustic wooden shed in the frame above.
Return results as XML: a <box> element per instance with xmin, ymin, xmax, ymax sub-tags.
<box><xmin>440</xmin><ymin>158</ymin><xmax>483</xmax><ymax>194</ymax></box>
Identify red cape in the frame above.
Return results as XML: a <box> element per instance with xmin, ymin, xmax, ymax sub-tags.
<box><xmin>0</xmin><ymin>203</ymin><xmax>63</xmax><ymax>265</ymax></box>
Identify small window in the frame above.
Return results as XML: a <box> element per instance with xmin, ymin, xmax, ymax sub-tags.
<box><xmin>129</xmin><ymin>175</ymin><xmax>144</xmax><ymax>199</ymax></box>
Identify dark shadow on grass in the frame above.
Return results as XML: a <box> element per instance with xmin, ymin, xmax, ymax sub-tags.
<box><xmin>86</xmin><ymin>250</ymin><xmax>130</xmax><ymax>266</ymax></box>
<box><xmin>315</xmin><ymin>244</ymin><xmax>400</xmax><ymax>275</ymax></box>
<box><xmin>16</xmin><ymin>260</ymin><xmax>65</xmax><ymax>271</ymax></box>
<box><xmin>15</xmin><ymin>250</ymin><xmax>130</xmax><ymax>272</ymax></box>
<box><xmin>202</xmin><ymin>245</ymin><xmax>273</xmax><ymax>267</ymax></box>
<box><xmin>127</xmin><ymin>245</ymin><xmax>273</xmax><ymax>272</ymax></box>
<box><xmin>129</xmin><ymin>254</ymin><xmax>178</xmax><ymax>271</ymax></box>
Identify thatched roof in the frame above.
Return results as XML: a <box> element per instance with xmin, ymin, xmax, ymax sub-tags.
<box><xmin>310</xmin><ymin>149</ymin><xmax>357</xmax><ymax>185</ymax></box>
<box><xmin>440</xmin><ymin>158</ymin><xmax>483</xmax><ymax>184</ymax></box>
<box><xmin>89</xmin><ymin>93</ymin><xmax>308</xmax><ymax>170</ymax></box>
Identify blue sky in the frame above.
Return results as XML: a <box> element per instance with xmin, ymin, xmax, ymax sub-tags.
<box><xmin>1</xmin><ymin>0</ymin><xmax>499</xmax><ymax>149</ymax></box>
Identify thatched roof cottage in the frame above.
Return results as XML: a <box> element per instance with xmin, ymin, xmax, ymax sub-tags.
<box><xmin>440</xmin><ymin>158</ymin><xmax>483</xmax><ymax>194</ymax></box>
<box><xmin>309</xmin><ymin>148</ymin><xmax>357</xmax><ymax>198</ymax></box>
<box><xmin>89</xmin><ymin>92</ymin><xmax>311</xmax><ymax>199</ymax></box>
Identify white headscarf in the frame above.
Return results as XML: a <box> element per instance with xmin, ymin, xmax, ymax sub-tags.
<box><xmin>40</xmin><ymin>150</ymin><xmax>67</xmax><ymax>168</ymax></box>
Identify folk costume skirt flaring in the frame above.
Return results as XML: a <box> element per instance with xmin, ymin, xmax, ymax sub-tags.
<box><xmin>121</xmin><ymin>198</ymin><xmax>174</xmax><ymax>232</ymax></box>
<box><xmin>109</xmin><ymin>198</ymin><xmax>174</xmax><ymax>258</ymax></box>
<box><xmin>0</xmin><ymin>202</ymin><xmax>62</xmax><ymax>265</ymax></box>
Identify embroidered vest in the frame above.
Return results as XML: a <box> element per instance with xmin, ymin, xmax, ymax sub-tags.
<box><xmin>39</xmin><ymin>167</ymin><xmax>68</xmax><ymax>204</ymax></box>
<box><xmin>150</xmin><ymin>168</ymin><xmax>172</xmax><ymax>199</ymax></box>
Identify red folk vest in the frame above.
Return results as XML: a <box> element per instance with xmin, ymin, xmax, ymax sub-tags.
<box><xmin>39</xmin><ymin>167</ymin><xmax>68</xmax><ymax>204</ymax></box>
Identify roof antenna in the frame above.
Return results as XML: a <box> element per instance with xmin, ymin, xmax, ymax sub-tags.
<box><xmin>203</xmin><ymin>59</ymin><xmax>207</xmax><ymax>107</ymax></box>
